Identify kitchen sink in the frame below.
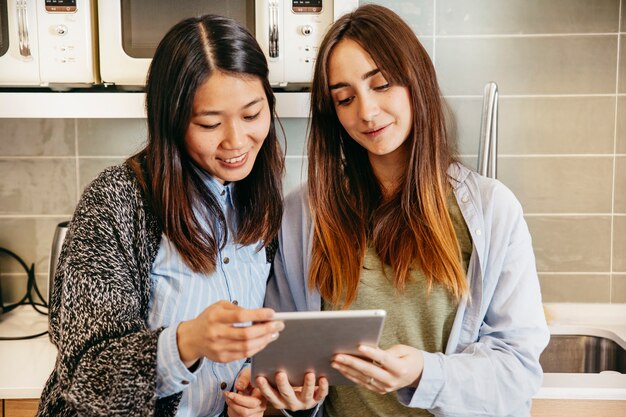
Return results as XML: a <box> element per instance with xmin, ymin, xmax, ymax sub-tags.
<box><xmin>540</xmin><ymin>334</ymin><xmax>626</xmax><ymax>373</ymax></box>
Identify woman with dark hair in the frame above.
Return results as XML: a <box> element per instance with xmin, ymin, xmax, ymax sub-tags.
<box><xmin>38</xmin><ymin>15</ymin><xmax>286</xmax><ymax>417</ymax></box>
<box><xmin>262</xmin><ymin>4</ymin><xmax>549</xmax><ymax>416</ymax></box>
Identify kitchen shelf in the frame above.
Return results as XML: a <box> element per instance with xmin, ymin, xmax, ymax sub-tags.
<box><xmin>0</xmin><ymin>91</ymin><xmax>311</xmax><ymax>119</ymax></box>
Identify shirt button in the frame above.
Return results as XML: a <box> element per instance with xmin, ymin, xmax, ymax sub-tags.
<box><xmin>232</xmin><ymin>300</ymin><xmax>238</xmax><ymax>306</ymax></box>
<box><xmin>475</xmin><ymin>229</ymin><xmax>482</xmax><ymax>236</ymax></box>
<box><xmin>461</xmin><ymin>194</ymin><xmax>469</xmax><ymax>203</ymax></box>
<box><xmin>181</xmin><ymin>380</ymin><xmax>190</xmax><ymax>385</ymax></box>
<box><xmin>221</xmin><ymin>189</ymin><xmax>226</xmax><ymax>196</ymax></box>
<box><xmin>224</xmin><ymin>257</ymin><xmax>230</xmax><ymax>264</ymax></box>
<box><xmin>220</xmin><ymin>381</ymin><xmax>228</xmax><ymax>390</ymax></box>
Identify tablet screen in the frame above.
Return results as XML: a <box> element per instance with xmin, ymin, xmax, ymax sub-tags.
<box><xmin>252</xmin><ymin>310</ymin><xmax>386</xmax><ymax>386</ymax></box>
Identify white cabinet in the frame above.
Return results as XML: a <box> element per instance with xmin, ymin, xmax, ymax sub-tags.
<box><xmin>0</xmin><ymin>92</ymin><xmax>310</xmax><ymax>118</ymax></box>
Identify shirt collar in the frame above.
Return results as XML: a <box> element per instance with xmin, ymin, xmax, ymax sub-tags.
<box><xmin>192</xmin><ymin>165</ymin><xmax>236</xmax><ymax>209</ymax></box>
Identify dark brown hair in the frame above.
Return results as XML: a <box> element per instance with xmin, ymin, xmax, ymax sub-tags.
<box><xmin>128</xmin><ymin>15</ymin><xmax>283</xmax><ymax>273</ymax></box>
<box><xmin>308</xmin><ymin>4</ymin><xmax>466</xmax><ymax>307</ymax></box>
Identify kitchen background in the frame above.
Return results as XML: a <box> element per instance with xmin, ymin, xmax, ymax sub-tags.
<box><xmin>0</xmin><ymin>0</ymin><xmax>624</xmax><ymax>304</ymax></box>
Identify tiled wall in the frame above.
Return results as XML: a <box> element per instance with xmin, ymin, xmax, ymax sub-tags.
<box><xmin>0</xmin><ymin>0</ymin><xmax>624</xmax><ymax>304</ymax></box>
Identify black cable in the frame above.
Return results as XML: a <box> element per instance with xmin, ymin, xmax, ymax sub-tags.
<box><xmin>0</xmin><ymin>247</ymin><xmax>49</xmax><ymax>341</ymax></box>
<box><xmin>0</xmin><ymin>330</ymin><xmax>48</xmax><ymax>341</ymax></box>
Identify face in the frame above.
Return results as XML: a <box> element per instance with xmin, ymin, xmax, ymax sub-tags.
<box><xmin>328</xmin><ymin>39</ymin><xmax>412</xmax><ymax>165</ymax></box>
<box><xmin>184</xmin><ymin>71</ymin><xmax>271</xmax><ymax>184</ymax></box>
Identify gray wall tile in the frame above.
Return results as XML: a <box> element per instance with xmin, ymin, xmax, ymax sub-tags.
<box><xmin>0</xmin><ymin>119</ymin><xmax>75</xmax><ymax>156</ymax></box>
<box><xmin>361</xmin><ymin>0</ymin><xmax>434</xmax><ymax>36</ymax></box>
<box><xmin>498</xmin><ymin>97</ymin><xmax>616</xmax><ymax>155</ymax></box>
<box><xmin>0</xmin><ymin>159</ymin><xmax>77</xmax><ymax>215</ymax></box>
<box><xmin>539</xmin><ymin>274</ymin><xmax>611</xmax><ymax>303</ymax></box>
<box><xmin>445</xmin><ymin>97</ymin><xmax>481</xmax><ymax>156</ymax></box>
<box><xmin>448</xmin><ymin>97</ymin><xmax>616</xmax><ymax>156</ymax></box>
<box><xmin>614</xmin><ymin>216</ymin><xmax>626</xmax><ymax>272</ymax></box>
<box><xmin>616</xmin><ymin>156</ymin><xmax>626</xmax><ymax>213</ymax></box>
<box><xmin>437</xmin><ymin>0</ymin><xmax>620</xmax><ymax>35</ymax></box>
<box><xmin>78</xmin><ymin>158</ymin><xmax>127</xmax><ymax>192</ymax></box>
<box><xmin>498</xmin><ymin>157</ymin><xmax>613</xmax><ymax>213</ymax></box>
<box><xmin>436</xmin><ymin>36</ymin><xmax>617</xmax><ymax>95</ymax></box>
<box><xmin>527</xmin><ymin>216</ymin><xmax>611</xmax><ymax>273</ymax></box>
<box><xmin>612</xmin><ymin>274</ymin><xmax>626</xmax><ymax>302</ymax></box>
<box><xmin>77</xmin><ymin>119</ymin><xmax>147</xmax><ymax>156</ymax></box>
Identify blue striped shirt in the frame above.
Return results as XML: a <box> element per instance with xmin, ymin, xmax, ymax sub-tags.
<box><xmin>147</xmin><ymin>172</ymin><xmax>270</xmax><ymax>417</ymax></box>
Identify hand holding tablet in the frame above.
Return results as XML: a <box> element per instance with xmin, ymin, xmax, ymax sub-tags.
<box><xmin>251</xmin><ymin>310</ymin><xmax>386</xmax><ymax>387</ymax></box>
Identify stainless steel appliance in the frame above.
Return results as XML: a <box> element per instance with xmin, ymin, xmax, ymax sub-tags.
<box><xmin>48</xmin><ymin>220</ymin><xmax>69</xmax><ymax>303</ymax></box>
<box><xmin>97</xmin><ymin>0</ymin><xmax>358</xmax><ymax>87</ymax></box>
<box><xmin>0</xmin><ymin>0</ymin><xmax>99</xmax><ymax>87</ymax></box>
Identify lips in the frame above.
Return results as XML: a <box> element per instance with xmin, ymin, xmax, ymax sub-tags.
<box><xmin>221</xmin><ymin>153</ymin><xmax>246</xmax><ymax>164</ymax></box>
<box><xmin>363</xmin><ymin>123</ymin><xmax>391</xmax><ymax>137</ymax></box>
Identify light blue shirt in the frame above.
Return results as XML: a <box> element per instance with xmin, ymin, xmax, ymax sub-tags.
<box><xmin>265</xmin><ymin>163</ymin><xmax>550</xmax><ymax>417</ymax></box>
<box><xmin>148</xmin><ymin>173</ymin><xmax>270</xmax><ymax>417</ymax></box>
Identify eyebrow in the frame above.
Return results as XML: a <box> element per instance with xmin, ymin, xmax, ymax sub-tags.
<box><xmin>329</xmin><ymin>69</ymin><xmax>381</xmax><ymax>90</ymax></box>
<box><xmin>194</xmin><ymin>97</ymin><xmax>264</xmax><ymax>116</ymax></box>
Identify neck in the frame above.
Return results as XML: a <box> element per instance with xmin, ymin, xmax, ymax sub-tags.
<box><xmin>368</xmin><ymin>143</ymin><xmax>410</xmax><ymax>198</ymax></box>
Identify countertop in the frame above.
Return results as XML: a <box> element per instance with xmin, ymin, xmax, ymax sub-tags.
<box><xmin>0</xmin><ymin>305</ymin><xmax>56</xmax><ymax>399</ymax></box>
<box><xmin>0</xmin><ymin>303</ymin><xmax>625</xmax><ymax>401</ymax></box>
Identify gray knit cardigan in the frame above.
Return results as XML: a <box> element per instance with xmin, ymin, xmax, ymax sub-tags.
<box><xmin>37</xmin><ymin>163</ymin><xmax>182</xmax><ymax>416</ymax></box>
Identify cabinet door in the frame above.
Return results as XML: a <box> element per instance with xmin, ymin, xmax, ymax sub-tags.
<box><xmin>3</xmin><ymin>399</ymin><xmax>39</xmax><ymax>417</ymax></box>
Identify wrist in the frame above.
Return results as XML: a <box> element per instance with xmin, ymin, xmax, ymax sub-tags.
<box><xmin>409</xmin><ymin>349</ymin><xmax>424</xmax><ymax>388</ymax></box>
<box><xmin>176</xmin><ymin>320</ymin><xmax>200</xmax><ymax>368</ymax></box>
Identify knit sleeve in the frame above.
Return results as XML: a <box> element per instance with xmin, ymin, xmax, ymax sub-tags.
<box><xmin>43</xmin><ymin>165</ymin><xmax>181</xmax><ymax>416</ymax></box>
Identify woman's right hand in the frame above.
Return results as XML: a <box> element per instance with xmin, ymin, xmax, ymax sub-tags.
<box><xmin>255</xmin><ymin>371</ymin><xmax>328</xmax><ymax>412</ymax></box>
<box><xmin>176</xmin><ymin>300</ymin><xmax>284</xmax><ymax>365</ymax></box>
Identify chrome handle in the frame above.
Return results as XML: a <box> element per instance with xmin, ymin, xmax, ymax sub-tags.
<box><xmin>48</xmin><ymin>221</ymin><xmax>70</xmax><ymax>304</ymax></box>
<box><xmin>269</xmin><ymin>0</ymin><xmax>279</xmax><ymax>58</ymax></box>
<box><xmin>478</xmin><ymin>82</ymin><xmax>498</xmax><ymax>179</ymax></box>
<box><xmin>16</xmin><ymin>0</ymin><xmax>32</xmax><ymax>59</ymax></box>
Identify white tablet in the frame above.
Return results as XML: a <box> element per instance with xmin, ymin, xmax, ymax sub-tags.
<box><xmin>251</xmin><ymin>309</ymin><xmax>386</xmax><ymax>387</ymax></box>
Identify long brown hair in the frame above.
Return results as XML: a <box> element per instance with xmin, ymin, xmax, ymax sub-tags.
<box><xmin>308</xmin><ymin>4</ymin><xmax>466</xmax><ymax>307</ymax></box>
<box><xmin>128</xmin><ymin>15</ymin><xmax>284</xmax><ymax>273</ymax></box>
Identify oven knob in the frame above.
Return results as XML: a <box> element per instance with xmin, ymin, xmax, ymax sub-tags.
<box><xmin>55</xmin><ymin>25</ymin><xmax>68</xmax><ymax>36</ymax></box>
<box><xmin>300</xmin><ymin>25</ymin><xmax>313</xmax><ymax>36</ymax></box>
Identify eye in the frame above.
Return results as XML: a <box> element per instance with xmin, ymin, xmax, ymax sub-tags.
<box><xmin>243</xmin><ymin>111</ymin><xmax>261</xmax><ymax>121</ymax></box>
<box><xmin>336</xmin><ymin>96</ymin><xmax>354</xmax><ymax>106</ymax></box>
<box><xmin>198</xmin><ymin>122</ymin><xmax>220</xmax><ymax>130</ymax></box>
<box><xmin>373</xmin><ymin>83</ymin><xmax>390</xmax><ymax>91</ymax></box>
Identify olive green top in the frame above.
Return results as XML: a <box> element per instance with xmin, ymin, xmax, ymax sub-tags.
<box><xmin>322</xmin><ymin>194</ymin><xmax>472</xmax><ymax>417</ymax></box>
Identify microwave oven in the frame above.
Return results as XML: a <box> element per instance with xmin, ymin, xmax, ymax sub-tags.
<box><xmin>97</xmin><ymin>0</ymin><xmax>358</xmax><ymax>88</ymax></box>
<box><xmin>0</xmin><ymin>0</ymin><xmax>98</xmax><ymax>88</ymax></box>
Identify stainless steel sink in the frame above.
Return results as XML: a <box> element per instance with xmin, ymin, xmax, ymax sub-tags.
<box><xmin>540</xmin><ymin>335</ymin><xmax>626</xmax><ymax>373</ymax></box>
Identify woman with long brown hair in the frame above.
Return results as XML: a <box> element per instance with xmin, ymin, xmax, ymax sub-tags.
<box><xmin>261</xmin><ymin>4</ymin><xmax>549</xmax><ymax>416</ymax></box>
<box><xmin>38</xmin><ymin>15</ymin><xmax>287</xmax><ymax>417</ymax></box>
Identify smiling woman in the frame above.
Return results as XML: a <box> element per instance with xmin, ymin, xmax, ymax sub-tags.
<box><xmin>263</xmin><ymin>4</ymin><xmax>549</xmax><ymax>417</ymax></box>
<box><xmin>37</xmin><ymin>14</ymin><xmax>285</xmax><ymax>417</ymax></box>
<box><xmin>185</xmin><ymin>71</ymin><xmax>271</xmax><ymax>184</ymax></box>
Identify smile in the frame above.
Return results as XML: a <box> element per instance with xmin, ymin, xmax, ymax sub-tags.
<box><xmin>221</xmin><ymin>153</ymin><xmax>247</xmax><ymax>164</ymax></box>
<box><xmin>363</xmin><ymin>123</ymin><xmax>391</xmax><ymax>137</ymax></box>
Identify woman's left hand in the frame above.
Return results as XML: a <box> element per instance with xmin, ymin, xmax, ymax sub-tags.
<box><xmin>256</xmin><ymin>371</ymin><xmax>328</xmax><ymax>411</ymax></box>
<box><xmin>225</xmin><ymin>367</ymin><xmax>267</xmax><ymax>417</ymax></box>
<box><xmin>331</xmin><ymin>344</ymin><xmax>424</xmax><ymax>395</ymax></box>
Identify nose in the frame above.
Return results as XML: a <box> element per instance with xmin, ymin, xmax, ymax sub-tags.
<box><xmin>222</xmin><ymin>120</ymin><xmax>245</xmax><ymax>149</ymax></box>
<box><xmin>358</xmin><ymin>93</ymin><xmax>379</xmax><ymax>123</ymax></box>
